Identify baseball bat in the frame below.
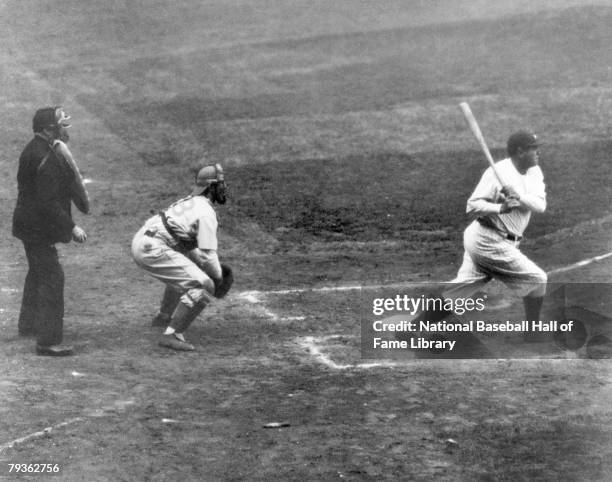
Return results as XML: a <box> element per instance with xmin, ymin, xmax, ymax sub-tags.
<box><xmin>459</xmin><ymin>102</ymin><xmax>505</xmax><ymax>186</ymax></box>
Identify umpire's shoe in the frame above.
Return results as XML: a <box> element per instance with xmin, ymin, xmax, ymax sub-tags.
<box><xmin>36</xmin><ymin>344</ymin><xmax>74</xmax><ymax>356</ymax></box>
<box><xmin>159</xmin><ymin>333</ymin><xmax>195</xmax><ymax>351</ymax></box>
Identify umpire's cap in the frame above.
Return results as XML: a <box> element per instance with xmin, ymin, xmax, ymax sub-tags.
<box><xmin>32</xmin><ymin>106</ymin><xmax>71</xmax><ymax>133</ymax></box>
<box><xmin>192</xmin><ymin>163</ymin><xmax>224</xmax><ymax>195</ymax></box>
<box><xmin>507</xmin><ymin>130</ymin><xmax>540</xmax><ymax>156</ymax></box>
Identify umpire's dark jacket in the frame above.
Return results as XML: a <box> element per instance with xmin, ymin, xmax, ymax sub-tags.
<box><xmin>13</xmin><ymin>134</ymin><xmax>76</xmax><ymax>245</ymax></box>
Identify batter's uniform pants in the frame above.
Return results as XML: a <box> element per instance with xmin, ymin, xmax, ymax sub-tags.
<box><xmin>446</xmin><ymin>220</ymin><xmax>547</xmax><ymax>299</ymax></box>
<box><xmin>131</xmin><ymin>216</ymin><xmax>213</xmax><ymax>307</ymax></box>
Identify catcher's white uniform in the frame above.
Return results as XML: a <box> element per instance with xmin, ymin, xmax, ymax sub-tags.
<box><xmin>131</xmin><ymin>195</ymin><xmax>221</xmax><ymax>307</ymax></box>
<box><xmin>449</xmin><ymin>158</ymin><xmax>547</xmax><ymax>298</ymax></box>
<box><xmin>132</xmin><ymin>164</ymin><xmax>228</xmax><ymax>351</ymax></box>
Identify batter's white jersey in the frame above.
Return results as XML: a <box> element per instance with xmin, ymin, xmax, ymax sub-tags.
<box><xmin>467</xmin><ymin>158</ymin><xmax>546</xmax><ymax>237</ymax></box>
<box><xmin>448</xmin><ymin>158</ymin><xmax>548</xmax><ymax>299</ymax></box>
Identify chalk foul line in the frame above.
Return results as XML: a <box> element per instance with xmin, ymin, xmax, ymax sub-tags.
<box><xmin>0</xmin><ymin>400</ymin><xmax>136</xmax><ymax>454</ymax></box>
<box><xmin>547</xmin><ymin>252</ymin><xmax>612</xmax><ymax>275</ymax></box>
<box><xmin>239</xmin><ymin>251</ymin><xmax>612</xmax><ymax>299</ymax></box>
<box><xmin>0</xmin><ymin>417</ymin><xmax>85</xmax><ymax>453</ymax></box>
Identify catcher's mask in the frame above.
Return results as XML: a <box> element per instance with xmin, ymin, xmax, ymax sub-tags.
<box><xmin>192</xmin><ymin>163</ymin><xmax>227</xmax><ymax>204</ymax></box>
<box><xmin>32</xmin><ymin>106</ymin><xmax>71</xmax><ymax>141</ymax></box>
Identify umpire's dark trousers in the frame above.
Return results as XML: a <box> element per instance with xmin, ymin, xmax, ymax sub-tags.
<box><xmin>18</xmin><ymin>243</ymin><xmax>65</xmax><ymax>346</ymax></box>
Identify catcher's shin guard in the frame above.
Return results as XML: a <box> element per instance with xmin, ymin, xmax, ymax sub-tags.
<box><xmin>169</xmin><ymin>301</ymin><xmax>206</xmax><ymax>334</ymax></box>
<box><xmin>152</xmin><ymin>286</ymin><xmax>182</xmax><ymax>327</ymax></box>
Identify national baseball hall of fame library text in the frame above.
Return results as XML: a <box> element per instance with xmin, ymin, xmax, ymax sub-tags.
<box><xmin>359</xmin><ymin>283</ymin><xmax>612</xmax><ymax>359</ymax></box>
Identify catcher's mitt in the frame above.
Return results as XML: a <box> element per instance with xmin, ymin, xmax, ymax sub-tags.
<box><xmin>214</xmin><ymin>264</ymin><xmax>234</xmax><ymax>298</ymax></box>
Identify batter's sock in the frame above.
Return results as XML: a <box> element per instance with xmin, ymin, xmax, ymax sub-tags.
<box><xmin>523</xmin><ymin>295</ymin><xmax>544</xmax><ymax>322</ymax></box>
<box><xmin>523</xmin><ymin>295</ymin><xmax>546</xmax><ymax>342</ymax></box>
<box><xmin>418</xmin><ymin>294</ymin><xmax>455</xmax><ymax>323</ymax></box>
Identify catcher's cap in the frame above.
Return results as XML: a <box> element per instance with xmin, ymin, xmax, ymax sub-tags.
<box><xmin>32</xmin><ymin>106</ymin><xmax>71</xmax><ymax>133</ymax></box>
<box><xmin>507</xmin><ymin>130</ymin><xmax>540</xmax><ymax>155</ymax></box>
<box><xmin>192</xmin><ymin>163</ymin><xmax>224</xmax><ymax>195</ymax></box>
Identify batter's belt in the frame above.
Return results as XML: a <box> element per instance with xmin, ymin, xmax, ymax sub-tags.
<box><xmin>477</xmin><ymin>217</ymin><xmax>522</xmax><ymax>242</ymax></box>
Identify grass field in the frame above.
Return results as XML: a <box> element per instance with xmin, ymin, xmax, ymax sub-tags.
<box><xmin>1</xmin><ymin>1</ymin><xmax>612</xmax><ymax>480</ymax></box>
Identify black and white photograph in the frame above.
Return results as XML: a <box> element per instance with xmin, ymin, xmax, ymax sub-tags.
<box><xmin>1</xmin><ymin>0</ymin><xmax>611</xmax><ymax>479</ymax></box>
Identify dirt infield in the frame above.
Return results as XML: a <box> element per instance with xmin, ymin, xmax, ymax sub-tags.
<box><xmin>1</xmin><ymin>1</ymin><xmax>612</xmax><ymax>480</ymax></box>
<box><xmin>1</xmin><ymin>256</ymin><xmax>612</xmax><ymax>480</ymax></box>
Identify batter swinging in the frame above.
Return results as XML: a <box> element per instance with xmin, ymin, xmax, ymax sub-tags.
<box><xmin>446</xmin><ymin>130</ymin><xmax>547</xmax><ymax>337</ymax></box>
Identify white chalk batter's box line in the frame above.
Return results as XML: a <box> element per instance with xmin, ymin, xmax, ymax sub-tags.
<box><xmin>238</xmin><ymin>252</ymin><xmax>612</xmax><ymax>369</ymax></box>
<box><xmin>296</xmin><ymin>334</ymin><xmax>411</xmax><ymax>370</ymax></box>
<box><xmin>294</xmin><ymin>334</ymin><xmax>587</xmax><ymax>370</ymax></box>
<box><xmin>238</xmin><ymin>251</ymin><xmax>612</xmax><ymax>301</ymax></box>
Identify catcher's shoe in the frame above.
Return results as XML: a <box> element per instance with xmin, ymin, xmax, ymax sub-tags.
<box><xmin>151</xmin><ymin>312</ymin><xmax>171</xmax><ymax>328</ymax></box>
<box><xmin>159</xmin><ymin>333</ymin><xmax>195</xmax><ymax>351</ymax></box>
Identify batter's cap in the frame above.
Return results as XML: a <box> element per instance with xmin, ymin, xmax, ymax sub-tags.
<box><xmin>192</xmin><ymin>163</ymin><xmax>224</xmax><ymax>195</ymax></box>
<box><xmin>507</xmin><ymin>130</ymin><xmax>540</xmax><ymax>155</ymax></box>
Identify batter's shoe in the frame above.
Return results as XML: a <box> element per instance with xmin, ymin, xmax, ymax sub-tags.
<box><xmin>151</xmin><ymin>312</ymin><xmax>171</xmax><ymax>328</ymax></box>
<box><xmin>36</xmin><ymin>344</ymin><xmax>74</xmax><ymax>356</ymax></box>
<box><xmin>159</xmin><ymin>333</ymin><xmax>195</xmax><ymax>351</ymax></box>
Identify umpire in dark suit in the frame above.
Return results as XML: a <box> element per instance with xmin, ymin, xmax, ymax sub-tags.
<box><xmin>12</xmin><ymin>106</ymin><xmax>88</xmax><ymax>356</ymax></box>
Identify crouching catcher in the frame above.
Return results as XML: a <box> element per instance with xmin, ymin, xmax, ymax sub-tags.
<box><xmin>131</xmin><ymin>164</ymin><xmax>232</xmax><ymax>351</ymax></box>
